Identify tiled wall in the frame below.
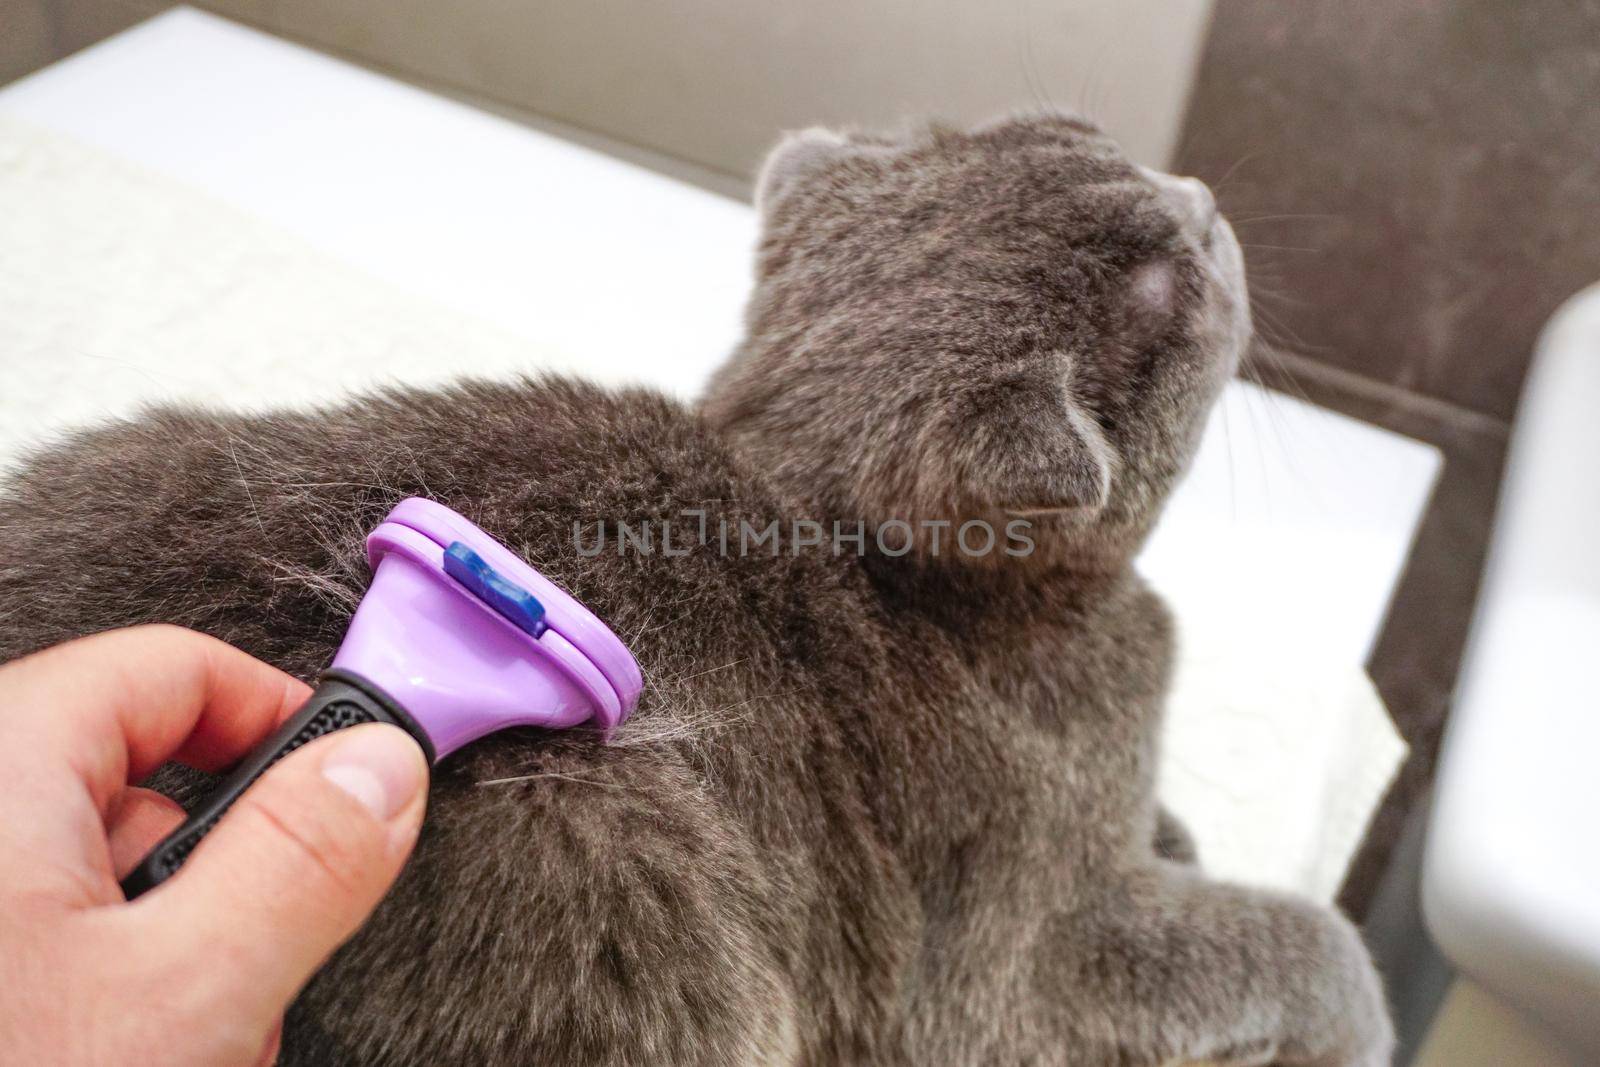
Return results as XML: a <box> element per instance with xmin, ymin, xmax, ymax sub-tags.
<box><xmin>1</xmin><ymin>0</ymin><xmax>1214</xmax><ymax>177</ymax></box>
<box><xmin>1</xmin><ymin>0</ymin><xmax>56</xmax><ymax>83</ymax></box>
<box><xmin>1176</xmin><ymin>0</ymin><xmax>1600</xmax><ymax>914</ymax></box>
<box><xmin>1</xmin><ymin>0</ymin><xmax>165</xmax><ymax>83</ymax></box>
<box><xmin>199</xmin><ymin>0</ymin><xmax>1214</xmax><ymax>176</ymax></box>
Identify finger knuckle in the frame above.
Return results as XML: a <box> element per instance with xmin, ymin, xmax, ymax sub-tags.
<box><xmin>126</xmin><ymin>621</ymin><xmax>199</xmax><ymax>645</ymax></box>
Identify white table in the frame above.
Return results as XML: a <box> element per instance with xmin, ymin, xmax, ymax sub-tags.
<box><xmin>0</xmin><ymin>8</ymin><xmax>1441</xmax><ymax>897</ymax></box>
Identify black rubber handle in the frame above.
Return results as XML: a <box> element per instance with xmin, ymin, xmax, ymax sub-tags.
<box><xmin>120</xmin><ymin>669</ymin><xmax>433</xmax><ymax>900</ymax></box>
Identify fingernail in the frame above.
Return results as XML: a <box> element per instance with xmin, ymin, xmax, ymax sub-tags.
<box><xmin>321</xmin><ymin>725</ymin><xmax>425</xmax><ymax>821</ymax></box>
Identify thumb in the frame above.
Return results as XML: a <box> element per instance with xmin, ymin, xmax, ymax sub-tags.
<box><xmin>130</xmin><ymin>723</ymin><xmax>428</xmax><ymax>1021</ymax></box>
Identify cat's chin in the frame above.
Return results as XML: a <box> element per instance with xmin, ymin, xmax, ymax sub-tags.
<box><xmin>1202</xmin><ymin>216</ymin><xmax>1253</xmax><ymax>375</ymax></box>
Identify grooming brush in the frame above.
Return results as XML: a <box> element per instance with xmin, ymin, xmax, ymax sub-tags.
<box><xmin>121</xmin><ymin>497</ymin><xmax>642</xmax><ymax>899</ymax></box>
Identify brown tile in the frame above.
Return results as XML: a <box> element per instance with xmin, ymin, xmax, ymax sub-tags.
<box><xmin>1179</xmin><ymin>0</ymin><xmax>1597</xmax><ymax>920</ymax></box>
<box><xmin>0</xmin><ymin>0</ymin><xmax>174</xmax><ymax>87</ymax></box>
<box><xmin>1180</xmin><ymin>0</ymin><xmax>1600</xmax><ymax>423</ymax></box>
<box><xmin>54</xmin><ymin>0</ymin><xmax>170</xmax><ymax>55</ymax></box>
<box><xmin>0</xmin><ymin>0</ymin><xmax>56</xmax><ymax>86</ymax></box>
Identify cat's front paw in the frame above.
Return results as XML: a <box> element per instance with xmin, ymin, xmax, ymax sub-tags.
<box><xmin>1293</xmin><ymin>918</ymin><xmax>1395</xmax><ymax>1067</ymax></box>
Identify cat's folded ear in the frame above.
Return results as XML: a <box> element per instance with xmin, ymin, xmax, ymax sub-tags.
<box><xmin>948</xmin><ymin>356</ymin><xmax>1116</xmax><ymax>522</ymax></box>
<box><xmin>755</xmin><ymin>128</ymin><xmax>851</xmax><ymax>211</ymax></box>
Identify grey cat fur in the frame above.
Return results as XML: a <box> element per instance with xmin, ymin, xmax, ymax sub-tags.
<box><xmin>0</xmin><ymin>115</ymin><xmax>1392</xmax><ymax>1065</ymax></box>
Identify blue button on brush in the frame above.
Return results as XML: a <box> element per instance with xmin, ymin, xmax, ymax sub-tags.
<box><xmin>442</xmin><ymin>540</ymin><xmax>549</xmax><ymax>638</ymax></box>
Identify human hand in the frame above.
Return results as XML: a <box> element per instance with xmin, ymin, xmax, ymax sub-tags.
<box><xmin>0</xmin><ymin>625</ymin><xmax>429</xmax><ymax>1065</ymax></box>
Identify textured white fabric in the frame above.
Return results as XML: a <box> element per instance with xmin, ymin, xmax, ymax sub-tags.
<box><xmin>1161</xmin><ymin>622</ymin><xmax>1406</xmax><ymax>899</ymax></box>
<box><xmin>0</xmin><ymin>116</ymin><xmax>1405</xmax><ymax>901</ymax></box>
<box><xmin>0</xmin><ymin>117</ymin><xmax>581</xmax><ymax>465</ymax></box>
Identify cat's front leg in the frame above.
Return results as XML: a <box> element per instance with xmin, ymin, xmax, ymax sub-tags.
<box><xmin>1049</xmin><ymin>866</ymin><xmax>1393</xmax><ymax>1067</ymax></box>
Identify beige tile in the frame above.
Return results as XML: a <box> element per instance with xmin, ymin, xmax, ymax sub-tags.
<box><xmin>195</xmin><ymin>0</ymin><xmax>1212</xmax><ymax>179</ymax></box>
<box><xmin>1415</xmin><ymin>980</ymin><xmax>1576</xmax><ymax>1067</ymax></box>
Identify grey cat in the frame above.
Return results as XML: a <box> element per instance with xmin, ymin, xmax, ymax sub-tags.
<box><xmin>0</xmin><ymin>115</ymin><xmax>1392</xmax><ymax>1065</ymax></box>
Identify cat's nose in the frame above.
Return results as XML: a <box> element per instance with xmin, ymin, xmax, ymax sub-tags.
<box><xmin>1138</xmin><ymin>166</ymin><xmax>1218</xmax><ymax>237</ymax></box>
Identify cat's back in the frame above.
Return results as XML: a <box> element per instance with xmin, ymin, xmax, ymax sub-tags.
<box><xmin>0</xmin><ymin>375</ymin><xmax>910</xmax><ymax>1064</ymax></box>
<box><xmin>0</xmin><ymin>374</ymin><xmax>843</xmax><ymax>672</ymax></box>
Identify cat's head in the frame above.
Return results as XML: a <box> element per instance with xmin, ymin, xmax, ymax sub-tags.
<box><xmin>701</xmin><ymin>114</ymin><xmax>1250</xmax><ymax>571</ymax></box>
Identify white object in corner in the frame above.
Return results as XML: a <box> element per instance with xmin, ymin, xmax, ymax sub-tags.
<box><xmin>1423</xmin><ymin>282</ymin><xmax>1600</xmax><ymax>1061</ymax></box>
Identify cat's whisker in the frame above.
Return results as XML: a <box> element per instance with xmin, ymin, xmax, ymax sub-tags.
<box><xmin>1013</xmin><ymin>0</ymin><xmax>1053</xmax><ymax>114</ymax></box>
<box><xmin>224</xmin><ymin>438</ymin><xmax>266</xmax><ymax>536</ymax></box>
<box><xmin>1218</xmin><ymin>377</ymin><xmax>1239</xmax><ymax>523</ymax></box>
<box><xmin>1246</xmin><ymin>285</ymin><xmax>1314</xmax><ymax>311</ymax></box>
<box><xmin>1005</xmin><ymin>505</ymin><xmax>1094</xmax><ymax>519</ymax></box>
<box><xmin>1249</xmin><ymin>300</ymin><xmax>1331</xmax><ymax>357</ymax></box>
<box><xmin>662</xmin><ymin>658</ymin><xmax>749</xmax><ymax>685</ymax></box>
<box><xmin>1228</xmin><ymin>211</ymin><xmax>1339</xmax><ymax>226</ymax></box>
<box><xmin>1208</xmin><ymin>148</ymin><xmax>1269</xmax><ymax>196</ymax></box>
<box><xmin>475</xmin><ymin>771</ymin><xmax>630</xmax><ymax>790</ymax></box>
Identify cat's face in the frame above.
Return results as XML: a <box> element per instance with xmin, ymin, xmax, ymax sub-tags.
<box><xmin>703</xmin><ymin>114</ymin><xmax>1250</xmax><ymax>569</ymax></box>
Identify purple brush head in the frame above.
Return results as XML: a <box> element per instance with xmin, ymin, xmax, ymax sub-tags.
<box><xmin>121</xmin><ymin>498</ymin><xmax>642</xmax><ymax>898</ymax></box>
<box><xmin>334</xmin><ymin>497</ymin><xmax>643</xmax><ymax>758</ymax></box>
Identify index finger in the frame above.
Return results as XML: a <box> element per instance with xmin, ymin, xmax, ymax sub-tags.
<box><xmin>0</xmin><ymin>625</ymin><xmax>310</xmax><ymax>819</ymax></box>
